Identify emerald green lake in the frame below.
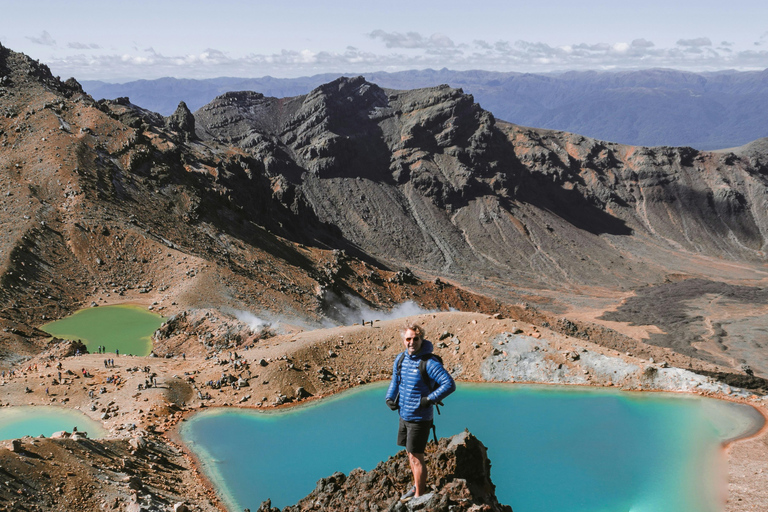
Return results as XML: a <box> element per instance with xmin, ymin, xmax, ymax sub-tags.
<box><xmin>0</xmin><ymin>406</ymin><xmax>106</xmax><ymax>440</ymax></box>
<box><xmin>179</xmin><ymin>382</ymin><xmax>763</xmax><ymax>512</ymax></box>
<box><xmin>41</xmin><ymin>305</ymin><xmax>165</xmax><ymax>356</ymax></box>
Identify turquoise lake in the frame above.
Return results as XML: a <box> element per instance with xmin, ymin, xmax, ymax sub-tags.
<box><xmin>0</xmin><ymin>406</ymin><xmax>107</xmax><ymax>441</ymax></box>
<box><xmin>179</xmin><ymin>383</ymin><xmax>763</xmax><ymax>512</ymax></box>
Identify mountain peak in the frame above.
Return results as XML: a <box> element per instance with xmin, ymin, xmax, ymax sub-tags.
<box><xmin>0</xmin><ymin>44</ymin><xmax>83</xmax><ymax>98</ymax></box>
<box><xmin>165</xmin><ymin>100</ymin><xmax>196</xmax><ymax>140</ymax></box>
<box><xmin>302</xmin><ymin>75</ymin><xmax>389</xmax><ymax>118</ymax></box>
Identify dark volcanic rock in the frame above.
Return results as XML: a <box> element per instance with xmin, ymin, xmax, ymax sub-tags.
<box><xmin>194</xmin><ymin>90</ymin><xmax>296</xmax><ymax>142</ymax></box>
<box><xmin>165</xmin><ymin>101</ymin><xmax>196</xmax><ymax>139</ymax></box>
<box><xmin>600</xmin><ymin>278</ymin><xmax>768</xmax><ymax>374</ymax></box>
<box><xmin>193</xmin><ymin>76</ymin><xmax>768</xmax><ymax>294</ymax></box>
<box><xmin>257</xmin><ymin>430</ymin><xmax>512</xmax><ymax>512</ymax></box>
<box><xmin>97</xmin><ymin>96</ymin><xmax>166</xmax><ymax>129</ymax></box>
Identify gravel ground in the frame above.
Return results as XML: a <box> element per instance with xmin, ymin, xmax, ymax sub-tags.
<box><xmin>482</xmin><ymin>332</ymin><xmax>757</xmax><ymax>398</ymax></box>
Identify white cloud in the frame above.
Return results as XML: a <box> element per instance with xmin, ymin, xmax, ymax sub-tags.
<box><xmin>67</xmin><ymin>42</ymin><xmax>101</xmax><ymax>50</ymax></box>
<box><xmin>676</xmin><ymin>37</ymin><xmax>712</xmax><ymax>47</ymax></box>
<box><xmin>26</xmin><ymin>30</ymin><xmax>56</xmax><ymax>46</ymax></box>
<box><xmin>369</xmin><ymin>30</ymin><xmax>456</xmax><ymax>50</ymax></box>
<box><xmin>30</xmin><ymin>30</ymin><xmax>768</xmax><ymax>81</ymax></box>
<box><xmin>631</xmin><ymin>39</ymin><xmax>655</xmax><ymax>49</ymax></box>
<box><xmin>473</xmin><ymin>40</ymin><xmax>493</xmax><ymax>50</ymax></box>
<box><xmin>612</xmin><ymin>43</ymin><xmax>630</xmax><ymax>53</ymax></box>
<box><xmin>198</xmin><ymin>48</ymin><xmax>228</xmax><ymax>63</ymax></box>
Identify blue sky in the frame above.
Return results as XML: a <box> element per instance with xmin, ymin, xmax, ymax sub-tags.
<box><xmin>2</xmin><ymin>0</ymin><xmax>768</xmax><ymax>82</ymax></box>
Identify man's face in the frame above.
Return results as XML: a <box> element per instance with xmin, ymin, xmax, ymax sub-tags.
<box><xmin>402</xmin><ymin>329</ymin><xmax>422</xmax><ymax>355</ymax></box>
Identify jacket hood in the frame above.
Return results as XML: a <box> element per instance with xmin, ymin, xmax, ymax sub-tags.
<box><xmin>408</xmin><ymin>339</ymin><xmax>433</xmax><ymax>359</ymax></box>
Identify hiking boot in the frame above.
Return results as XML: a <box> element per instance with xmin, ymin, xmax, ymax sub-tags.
<box><xmin>400</xmin><ymin>485</ymin><xmax>416</xmax><ymax>502</ymax></box>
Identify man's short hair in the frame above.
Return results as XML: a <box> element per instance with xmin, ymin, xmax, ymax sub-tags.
<box><xmin>401</xmin><ymin>323</ymin><xmax>425</xmax><ymax>339</ymax></box>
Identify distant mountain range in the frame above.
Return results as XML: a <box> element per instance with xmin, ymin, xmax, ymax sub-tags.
<box><xmin>82</xmin><ymin>68</ymin><xmax>768</xmax><ymax>150</ymax></box>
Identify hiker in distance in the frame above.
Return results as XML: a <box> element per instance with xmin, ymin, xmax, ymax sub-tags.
<box><xmin>385</xmin><ymin>323</ymin><xmax>456</xmax><ymax>502</ymax></box>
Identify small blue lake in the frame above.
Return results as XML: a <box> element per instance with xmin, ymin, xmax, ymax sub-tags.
<box><xmin>179</xmin><ymin>383</ymin><xmax>763</xmax><ymax>512</ymax></box>
<box><xmin>0</xmin><ymin>406</ymin><xmax>106</xmax><ymax>440</ymax></box>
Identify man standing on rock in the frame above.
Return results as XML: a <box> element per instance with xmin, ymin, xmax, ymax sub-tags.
<box><xmin>386</xmin><ymin>323</ymin><xmax>456</xmax><ymax>502</ymax></box>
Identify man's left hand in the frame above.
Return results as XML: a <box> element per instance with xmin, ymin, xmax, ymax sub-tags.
<box><xmin>419</xmin><ymin>396</ymin><xmax>433</xmax><ymax>408</ymax></box>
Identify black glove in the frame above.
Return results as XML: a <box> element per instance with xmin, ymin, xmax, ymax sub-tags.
<box><xmin>386</xmin><ymin>398</ymin><xmax>399</xmax><ymax>411</ymax></box>
<box><xmin>419</xmin><ymin>396</ymin><xmax>433</xmax><ymax>408</ymax></box>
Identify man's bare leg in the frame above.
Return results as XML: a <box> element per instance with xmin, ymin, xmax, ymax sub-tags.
<box><xmin>408</xmin><ymin>452</ymin><xmax>428</xmax><ymax>496</ymax></box>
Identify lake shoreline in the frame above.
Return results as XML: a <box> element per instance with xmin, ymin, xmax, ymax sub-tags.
<box><xmin>722</xmin><ymin>401</ymin><xmax>768</xmax><ymax>511</ymax></box>
<box><xmin>167</xmin><ymin>423</ymin><xmax>230</xmax><ymax>512</ymax></box>
<box><xmin>0</xmin><ymin>404</ymin><xmax>108</xmax><ymax>441</ymax></box>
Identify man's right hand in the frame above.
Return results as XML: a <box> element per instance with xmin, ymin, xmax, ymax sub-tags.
<box><xmin>386</xmin><ymin>398</ymin><xmax>399</xmax><ymax>411</ymax></box>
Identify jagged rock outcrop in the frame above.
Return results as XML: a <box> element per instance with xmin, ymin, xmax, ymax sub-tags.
<box><xmin>96</xmin><ymin>95</ymin><xmax>167</xmax><ymax>129</ymax></box>
<box><xmin>256</xmin><ymin>431</ymin><xmax>512</xmax><ymax>512</ymax></box>
<box><xmin>0</xmin><ymin>42</ymin><xmax>85</xmax><ymax>98</ymax></box>
<box><xmin>0</xmin><ymin>432</ymin><xmax>219</xmax><ymax>511</ymax></box>
<box><xmin>165</xmin><ymin>101</ymin><xmax>196</xmax><ymax>140</ymax></box>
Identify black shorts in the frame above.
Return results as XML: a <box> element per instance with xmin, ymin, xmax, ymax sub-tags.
<box><xmin>397</xmin><ymin>418</ymin><xmax>433</xmax><ymax>454</ymax></box>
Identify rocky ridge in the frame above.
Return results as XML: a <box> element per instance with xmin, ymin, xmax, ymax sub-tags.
<box><xmin>190</xmin><ymin>73</ymin><xmax>768</xmax><ymax>375</ymax></box>
<box><xmin>192</xmin><ymin>75</ymin><xmax>768</xmax><ymax>293</ymax></box>
<box><xmin>257</xmin><ymin>430</ymin><xmax>512</xmax><ymax>512</ymax></box>
<box><xmin>0</xmin><ymin>430</ymin><xmax>212</xmax><ymax>512</ymax></box>
<box><xmin>81</xmin><ymin>68</ymin><xmax>768</xmax><ymax>150</ymax></box>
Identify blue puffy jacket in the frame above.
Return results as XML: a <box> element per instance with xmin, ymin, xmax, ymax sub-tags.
<box><xmin>385</xmin><ymin>340</ymin><xmax>456</xmax><ymax>422</ymax></box>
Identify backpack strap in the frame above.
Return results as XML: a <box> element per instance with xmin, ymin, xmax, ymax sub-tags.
<box><xmin>420</xmin><ymin>354</ymin><xmax>445</xmax><ymax>412</ymax></box>
<box><xmin>398</xmin><ymin>352</ymin><xmax>445</xmax><ymax>398</ymax></box>
<box><xmin>395</xmin><ymin>352</ymin><xmax>407</xmax><ymax>380</ymax></box>
<box><xmin>418</xmin><ymin>354</ymin><xmax>442</xmax><ymax>391</ymax></box>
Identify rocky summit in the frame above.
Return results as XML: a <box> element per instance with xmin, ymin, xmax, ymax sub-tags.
<box><xmin>256</xmin><ymin>431</ymin><xmax>512</xmax><ymax>512</ymax></box>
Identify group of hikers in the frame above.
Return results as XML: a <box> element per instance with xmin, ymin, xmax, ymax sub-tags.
<box><xmin>204</xmin><ymin>373</ymin><xmax>243</xmax><ymax>390</ymax></box>
<box><xmin>105</xmin><ymin>374</ymin><xmax>122</xmax><ymax>385</ymax></box>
